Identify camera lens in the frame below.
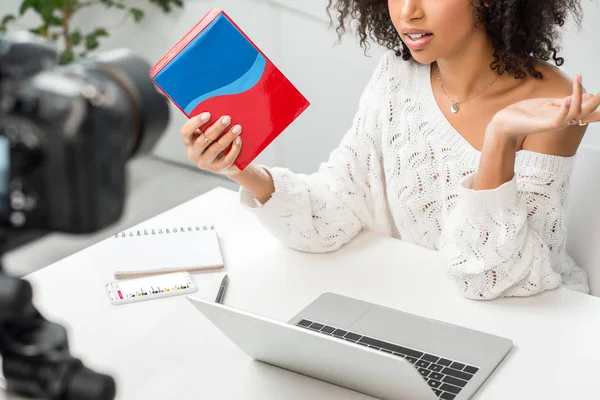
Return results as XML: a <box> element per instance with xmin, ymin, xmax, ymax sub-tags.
<box><xmin>66</xmin><ymin>367</ymin><xmax>116</xmax><ymax>400</ymax></box>
<box><xmin>79</xmin><ymin>48</ymin><xmax>170</xmax><ymax>159</ymax></box>
<box><xmin>0</xmin><ymin>275</ymin><xmax>32</xmax><ymax>320</ymax></box>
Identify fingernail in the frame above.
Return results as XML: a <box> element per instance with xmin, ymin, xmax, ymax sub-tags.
<box><xmin>566</xmin><ymin>97</ymin><xmax>571</xmax><ymax>106</ymax></box>
<box><xmin>222</xmin><ymin>115</ymin><xmax>231</xmax><ymax>126</ymax></box>
<box><xmin>235</xmin><ymin>136</ymin><xmax>241</xmax><ymax>145</ymax></box>
<box><xmin>200</xmin><ymin>112</ymin><xmax>210</xmax><ymax>121</ymax></box>
<box><xmin>578</xmin><ymin>75</ymin><xmax>582</xmax><ymax>84</ymax></box>
<box><xmin>232</xmin><ymin>125</ymin><xmax>241</xmax><ymax>135</ymax></box>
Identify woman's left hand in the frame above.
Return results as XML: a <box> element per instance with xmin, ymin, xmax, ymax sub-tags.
<box><xmin>487</xmin><ymin>75</ymin><xmax>600</xmax><ymax>140</ymax></box>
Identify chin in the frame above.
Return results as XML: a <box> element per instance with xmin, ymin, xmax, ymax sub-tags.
<box><xmin>399</xmin><ymin>40</ymin><xmax>438</xmax><ymax>65</ymax></box>
<box><xmin>406</xmin><ymin>50</ymin><xmax>437</xmax><ymax>66</ymax></box>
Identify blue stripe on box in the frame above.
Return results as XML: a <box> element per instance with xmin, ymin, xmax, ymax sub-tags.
<box><xmin>184</xmin><ymin>52</ymin><xmax>265</xmax><ymax>113</ymax></box>
<box><xmin>153</xmin><ymin>14</ymin><xmax>264</xmax><ymax>114</ymax></box>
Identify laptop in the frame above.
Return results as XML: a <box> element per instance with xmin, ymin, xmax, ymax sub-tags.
<box><xmin>187</xmin><ymin>292</ymin><xmax>512</xmax><ymax>400</ymax></box>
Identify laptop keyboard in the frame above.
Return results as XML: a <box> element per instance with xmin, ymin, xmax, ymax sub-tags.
<box><xmin>296</xmin><ymin>319</ymin><xmax>479</xmax><ymax>400</ymax></box>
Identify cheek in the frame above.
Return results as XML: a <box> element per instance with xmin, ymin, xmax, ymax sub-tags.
<box><xmin>438</xmin><ymin>0</ymin><xmax>476</xmax><ymax>30</ymax></box>
<box><xmin>430</xmin><ymin>2</ymin><xmax>477</xmax><ymax>41</ymax></box>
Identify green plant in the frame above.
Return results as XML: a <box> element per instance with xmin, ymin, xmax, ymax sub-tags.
<box><xmin>0</xmin><ymin>0</ymin><xmax>184</xmax><ymax>64</ymax></box>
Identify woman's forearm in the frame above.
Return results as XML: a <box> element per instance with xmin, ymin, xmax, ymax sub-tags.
<box><xmin>229</xmin><ymin>164</ymin><xmax>276</xmax><ymax>204</ymax></box>
<box><xmin>473</xmin><ymin>127</ymin><xmax>518</xmax><ymax>190</ymax></box>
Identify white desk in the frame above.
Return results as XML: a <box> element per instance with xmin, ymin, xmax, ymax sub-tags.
<box><xmin>21</xmin><ymin>187</ymin><xmax>600</xmax><ymax>399</ymax></box>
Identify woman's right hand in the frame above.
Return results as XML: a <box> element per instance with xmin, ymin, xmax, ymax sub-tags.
<box><xmin>180</xmin><ymin>112</ymin><xmax>243</xmax><ymax>177</ymax></box>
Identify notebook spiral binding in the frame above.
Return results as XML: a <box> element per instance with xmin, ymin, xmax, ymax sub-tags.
<box><xmin>113</xmin><ymin>225</ymin><xmax>216</xmax><ymax>239</ymax></box>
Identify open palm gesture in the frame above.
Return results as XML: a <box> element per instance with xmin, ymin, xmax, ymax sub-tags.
<box><xmin>490</xmin><ymin>76</ymin><xmax>600</xmax><ymax>139</ymax></box>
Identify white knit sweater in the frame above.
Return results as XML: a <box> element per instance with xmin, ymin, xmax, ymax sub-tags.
<box><xmin>239</xmin><ymin>50</ymin><xmax>589</xmax><ymax>299</ymax></box>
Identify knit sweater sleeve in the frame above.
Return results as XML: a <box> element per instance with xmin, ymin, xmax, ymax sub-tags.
<box><xmin>439</xmin><ymin>151</ymin><xmax>584</xmax><ymax>299</ymax></box>
<box><xmin>238</xmin><ymin>51</ymin><xmax>397</xmax><ymax>252</ymax></box>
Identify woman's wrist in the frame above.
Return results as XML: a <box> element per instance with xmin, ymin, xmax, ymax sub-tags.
<box><xmin>482</xmin><ymin>122</ymin><xmax>517</xmax><ymax>152</ymax></box>
<box><xmin>228</xmin><ymin>163</ymin><xmax>264</xmax><ymax>183</ymax></box>
<box><xmin>229</xmin><ymin>163</ymin><xmax>275</xmax><ymax>204</ymax></box>
<box><xmin>472</xmin><ymin>123</ymin><xmax>518</xmax><ymax>190</ymax></box>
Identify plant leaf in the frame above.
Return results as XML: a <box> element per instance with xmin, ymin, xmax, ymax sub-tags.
<box><xmin>60</xmin><ymin>48</ymin><xmax>75</xmax><ymax>64</ymax></box>
<box><xmin>19</xmin><ymin>0</ymin><xmax>37</xmax><ymax>16</ymax></box>
<box><xmin>61</xmin><ymin>0</ymin><xmax>79</xmax><ymax>14</ymax></box>
<box><xmin>99</xmin><ymin>0</ymin><xmax>125</xmax><ymax>9</ymax></box>
<box><xmin>129</xmin><ymin>7</ymin><xmax>144</xmax><ymax>22</ymax></box>
<box><xmin>29</xmin><ymin>26</ymin><xmax>48</xmax><ymax>37</ymax></box>
<box><xmin>85</xmin><ymin>34</ymin><xmax>99</xmax><ymax>50</ymax></box>
<box><xmin>47</xmin><ymin>15</ymin><xmax>64</xmax><ymax>26</ymax></box>
<box><xmin>39</xmin><ymin>2</ymin><xmax>58</xmax><ymax>20</ymax></box>
<box><xmin>1</xmin><ymin>14</ymin><xmax>16</xmax><ymax>25</ymax></box>
<box><xmin>70</xmin><ymin>29</ymin><xmax>82</xmax><ymax>46</ymax></box>
<box><xmin>93</xmin><ymin>27</ymin><xmax>109</xmax><ymax>37</ymax></box>
<box><xmin>84</xmin><ymin>28</ymin><xmax>109</xmax><ymax>51</ymax></box>
<box><xmin>148</xmin><ymin>0</ymin><xmax>184</xmax><ymax>13</ymax></box>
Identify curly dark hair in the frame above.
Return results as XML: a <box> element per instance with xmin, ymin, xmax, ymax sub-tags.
<box><xmin>326</xmin><ymin>0</ymin><xmax>583</xmax><ymax>79</ymax></box>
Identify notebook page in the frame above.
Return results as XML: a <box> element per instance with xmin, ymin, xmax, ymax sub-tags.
<box><xmin>110</xmin><ymin>229</ymin><xmax>223</xmax><ymax>276</ymax></box>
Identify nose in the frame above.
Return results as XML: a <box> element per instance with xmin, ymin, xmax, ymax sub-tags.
<box><xmin>397</xmin><ymin>0</ymin><xmax>424</xmax><ymax>21</ymax></box>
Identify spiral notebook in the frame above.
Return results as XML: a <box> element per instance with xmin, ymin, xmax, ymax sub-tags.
<box><xmin>110</xmin><ymin>225</ymin><xmax>224</xmax><ymax>279</ymax></box>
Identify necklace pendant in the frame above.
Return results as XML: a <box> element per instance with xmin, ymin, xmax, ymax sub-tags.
<box><xmin>450</xmin><ymin>102</ymin><xmax>460</xmax><ymax>113</ymax></box>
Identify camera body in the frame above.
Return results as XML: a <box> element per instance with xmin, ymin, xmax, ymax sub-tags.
<box><xmin>0</xmin><ymin>31</ymin><xmax>169</xmax><ymax>235</ymax></box>
<box><xmin>0</xmin><ymin>31</ymin><xmax>171</xmax><ymax>400</ymax></box>
<box><xmin>0</xmin><ymin>61</ymin><xmax>133</xmax><ymax>234</ymax></box>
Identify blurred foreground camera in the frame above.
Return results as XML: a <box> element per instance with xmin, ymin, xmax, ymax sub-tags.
<box><xmin>0</xmin><ymin>30</ymin><xmax>171</xmax><ymax>399</ymax></box>
<box><xmin>0</xmin><ymin>30</ymin><xmax>169</xmax><ymax>235</ymax></box>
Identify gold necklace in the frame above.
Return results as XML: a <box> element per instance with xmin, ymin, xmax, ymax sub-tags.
<box><xmin>437</xmin><ymin>67</ymin><xmax>500</xmax><ymax>113</ymax></box>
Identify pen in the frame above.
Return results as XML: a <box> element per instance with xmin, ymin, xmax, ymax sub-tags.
<box><xmin>215</xmin><ymin>274</ymin><xmax>228</xmax><ymax>304</ymax></box>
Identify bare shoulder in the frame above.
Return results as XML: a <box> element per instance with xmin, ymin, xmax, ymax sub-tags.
<box><xmin>521</xmin><ymin>60</ymin><xmax>587</xmax><ymax>157</ymax></box>
<box><xmin>528</xmin><ymin>61</ymin><xmax>574</xmax><ymax>96</ymax></box>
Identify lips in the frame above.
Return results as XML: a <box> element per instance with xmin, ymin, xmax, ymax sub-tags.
<box><xmin>401</xmin><ymin>29</ymin><xmax>434</xmax><ymax>51</ymax></box>
<box><xmin>405</xmin><ymin>33</ymin><xmax>432</xmax><ymax>41</ymax></box>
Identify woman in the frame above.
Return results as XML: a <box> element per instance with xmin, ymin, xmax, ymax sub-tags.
<box><xmin>180</xmin><ymin>0</ymin><xmax>600</xmax><ymax>299</ymax></box>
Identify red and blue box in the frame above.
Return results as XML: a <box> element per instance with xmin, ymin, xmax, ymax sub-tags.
<box><xmin>150</xmin><ymin>8</ymin><xmax>310</xmax><ymax>170</ymax></box>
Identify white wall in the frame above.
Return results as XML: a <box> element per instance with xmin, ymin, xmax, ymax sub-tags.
<box><xmin>560</xmin><ymin>0</ymin><xmax>600</xmax><ymax>148</ymax></box>
<box><xmin>0</xmin><ymin>0</ymin><xmax>598</xmax><ymax>172</ymax></box>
